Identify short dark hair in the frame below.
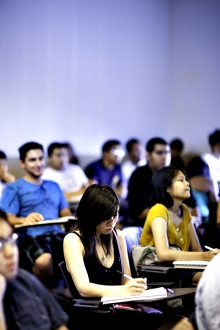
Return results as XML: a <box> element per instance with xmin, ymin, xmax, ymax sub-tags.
<box><xmin>19</xmin><ymin>142</ymin><xmax>44</xmax><ymax>162</ymax></box>
<box><xmin>76</xmin><ymin>184</ymin><xmax>120</xmax><ymax>258</ymax></box>
<box><xmin>102</xmin><ymin>140</ymin><xmax>121</xmax><ymax>152</ymax></box>
<box><xmin>170</xmin><ymin>139</ymin><xmax>184</xmax><ymax>152</ymax></box>
<box><xmin>125</xmin><ymin>138</ymin><xmax>140</xmax><ymax>153</ymax></box>
<box><xmin>186</xmin><ymin>156</ymin><xmax>210</xmax><ymax>178</ymax></box>
<box><xmin>0</xmin><ymin>151</ymin><xmax>7</xmax><ymax>159</ymax></box>
<box><xmin>146</xmin><ymin>137</ymin><xmax>168</xmax><ymax>152</ymax></box>
<box><xmin>208</xmin><ymin>129</ymin><xmax>220</xmax><ymax>147</ymax></box>
<box><xmin>47</xmin><ymin>142</ymin><xmax>64</xmax><ymax>157</ymax></box>
<box><xmin>149</xmin><ymin>165</ymin><xmax>188</xmax><ymax>208</ymax></box>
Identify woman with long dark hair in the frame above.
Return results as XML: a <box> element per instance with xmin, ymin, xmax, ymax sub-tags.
<box><xmin>64</xmin><ymin>184</ymin><xmax>146</xmax><ymax>298</ymax></box>
<box><xmin>140</xmin><ymin>166</ymin><xmax>219</xmax><ymax>285</ymax></box>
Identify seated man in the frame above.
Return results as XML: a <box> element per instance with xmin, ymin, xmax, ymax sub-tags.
<box><xmin>1</xmin><ymin>142</ymin><xmax>72</xmax><ymax>290</ymax></box>
<box><xmin>42</xmin><ymin>142</ymin><xmax>88</xmax><ymax>203</ymax></box>
<box><xmin>0</xmin><ymin>209</ymin><xmax>68</xmax><ymax>330</ymax></box>
<box><xmin>121</xmin><ymin>138</ymin><xmax>146</xmax><ymax>198</ymax></box>
<box><xmin>127</xmin><ymin>137</ymin><xmax>171</xmax><ymax>226</ymax></box>
<box><xmin>85</xmin><ymin>139</ymin><xmax>125</xmax><ymax>197</ymax></box>
<box><xmin>202</xmin><ymin>129</ymin><xmax>220</xmax><ymax>199</ymax></box>
<box><xmin>0</xmin><ymin>150</ymin><xmax>15</xmax><ymax>203</ymax></box>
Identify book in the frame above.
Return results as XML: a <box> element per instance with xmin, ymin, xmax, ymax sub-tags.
<box><xmin>173</xmin><ymin>260</ymin><xmax>209</xmax><ymax>269</ymax></box>
<box><xmin>14</xmin><ymin>216</ymin><xmax>76</xmax><ymax>228</ymax></box>
<box><xmin>101</xmin><ymin>287</ymin><xmax>167</xmax><ymax>305</ymax></box>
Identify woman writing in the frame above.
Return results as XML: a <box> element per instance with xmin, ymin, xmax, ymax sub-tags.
<box><xmin>63</xmin><ymin>184</ymin><xmax>154</xmax><ymax>328</ymax></box>
<box><xmin>140</xmin><ymin>166</ymin><xmax>219</xmax><ymax>285</ymax></box>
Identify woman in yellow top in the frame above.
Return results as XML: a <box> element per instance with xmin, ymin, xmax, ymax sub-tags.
<box><xmin>140</xmin><ymin>166</ymin><xmax>219</xmax><ymax>284</ymax></box>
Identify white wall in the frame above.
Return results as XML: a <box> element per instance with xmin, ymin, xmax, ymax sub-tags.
<box><xmin>169</xmin><ymin>0</ymin><xmax>220</xmax><ymax>153</ymax></box>
<box><xmin>0</xmin><ymin>0</ymin><xmax>219</xmax><ymax>160</ymax></box>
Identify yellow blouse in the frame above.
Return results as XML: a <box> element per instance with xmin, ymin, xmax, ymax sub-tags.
<box><xmin>140</xmin><ymin>203</ymin><xmax>192</xmax><ymax>251</ymax></box>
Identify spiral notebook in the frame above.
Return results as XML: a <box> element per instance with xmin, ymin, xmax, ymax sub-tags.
<box><xmin>173</xmin><ymin>260</ymin><xmax>209</xmax><ymax>269</ymax></box>
<box><xmin>101</xmin><ymin>287</ymin><xmax>167</xmax><ymax>305</ymax></box>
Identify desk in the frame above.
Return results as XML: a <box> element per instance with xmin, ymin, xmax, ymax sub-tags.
<box><xmin>14</xmin><ymin>216</ymin><xmax>76</xmax><ymax>229</ymax></box>
<box><xmin>14</xmin><ymin>216</ymin><xmax>77</xmax><ymax>233</ymax></box>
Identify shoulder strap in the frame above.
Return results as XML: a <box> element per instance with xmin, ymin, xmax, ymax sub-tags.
<box><xmin>112</xmin><ymin>229</ymin><xmax>124</xmax><ymax>284</ymax></box>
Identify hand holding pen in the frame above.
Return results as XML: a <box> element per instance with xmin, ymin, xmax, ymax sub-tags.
<box><xmin>204</xmin><ymin>245</ymin><xmax>220</xmax><ymax>261</ymax></box>
<box><xmin>116</xmin><ymin>270</ymin><xmax>147</xmax><ymax>295</ymax></box>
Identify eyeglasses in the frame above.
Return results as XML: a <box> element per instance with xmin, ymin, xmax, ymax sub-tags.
<box><xmin>110</xmin><ymin>149</ymin><xmax>125</xmax><ymax>157</ymax></box>
<box><xmin>0</xmin><ymin>233</ymin><xmax>18</xmax><ymax>252</ymax></box>
<box><xmin>154</xmin><ymin>150</ymin><xmax>170</xmax><ymax>156</ymax></box>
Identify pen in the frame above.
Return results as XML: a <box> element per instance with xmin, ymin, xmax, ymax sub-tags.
<box><xmin>116</xmin><ymin>270</ymin><xmax>133</xmax><ymax>280</ymax></box>
<box><xmin>166</xmin><ymin>288</ymin><xmax>174</xmax><ymax>294</ymax></box>
<box><xmin>204</xmin><ymin>245</ymin><xmax>217</xmax><ymax>252</ymax></box>
<box><xmin>116</xmin><ymin>270</ymin><xmax>148</xmax><ymax>289</ymax></box>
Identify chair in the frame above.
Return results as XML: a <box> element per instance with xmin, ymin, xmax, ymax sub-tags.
<box><xmin>122</xmin><ymin>227</ymin><xmax>178</xmax><ymax>288</ymax></box>
<box><xmin>121</xmin><ymin>226</ymin><xmax>143</xmax><ymax>277</ymax></box>
<box><xmin>58</xmin><ymin>261</ymin><xmax>102</xmax><ymax>329</ymax></box>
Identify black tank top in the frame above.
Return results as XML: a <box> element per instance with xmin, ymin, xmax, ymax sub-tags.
<box><xmin>72</xmin><ymin>230</ymin><xmax>123</xmax><ymax>298</ymax></box>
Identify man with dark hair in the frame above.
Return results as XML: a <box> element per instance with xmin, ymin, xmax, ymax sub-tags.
<box><xmin>127</xmin><ymin>137</ymin><xmax>171</xmax><ymax>226</ymax></box>
<box><xmin>202</xmin><ymin>129</ymin><xmax>220</xmax><ymax>198</ymax></box>
<box><xmin>0</xmin><ymin>150</ymin><xmax>15</xmax><ymax>203</ymax></box>
<box><xmin>122</xmin><ymin>138</ymin><xmax>146</xmax><ymax>197</ymax></box>
<box><xmin>1</xmin><ymin>142</ymin><xmax>72</xmax><ymax>290</ymax></box>
<box><xmin>85</xmin><ymin>139</ymin><xmax>125</xmax><ymax>198</ymax></box>
<box><xmin>0</xmin><ymin>209</ymin><xmax>69</xmax><ymax>330</ymax></box>
<box><xmin>42</xmin><ymin>142</ymin><xmax>88</xmax><ymax>203</ymax></box>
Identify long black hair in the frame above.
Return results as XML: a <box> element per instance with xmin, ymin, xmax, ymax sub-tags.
<box><xmin>149</xmin><ymin>165</ymin><xmax>188</xmax><ymax>209</ymax></box>
<box><xmin>75</xmin><ymin>184</ymin><xmax>120</xmax><ymax>258</ymax></box>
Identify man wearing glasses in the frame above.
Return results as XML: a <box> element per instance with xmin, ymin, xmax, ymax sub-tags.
<box><xmin>127</xmin><ymin>137</ymin><xmax>171</xmax><ymax>227</ymax></box>
<box><xmin>0</xmin><ymin>209</ymin><xmax>69</xmax><ymax>330</ymax></box>
<box><xmin>1</xmin><ymin>142</ymin><xmax>72</xmax><ymax>291</ymax></box>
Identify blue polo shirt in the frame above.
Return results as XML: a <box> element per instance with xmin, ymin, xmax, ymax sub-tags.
<box><xmin>1</xmin><ymin>178</ymin><xmax>68</xmax><ymax>236</ymax></box>
<box><xmin>85</xmin><ymin>159</ymin><xmax>124</xmax><ymax>188</ymax></box>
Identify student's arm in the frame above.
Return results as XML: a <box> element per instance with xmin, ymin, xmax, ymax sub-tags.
<box><xmin>63</xmin><ymin>232</ymin><xmax>146</xmax><ymax>298</ymax></box>
<box><xmin>151</xmin><ymin>217</ymin><xmax>218</xmax><ymax>262</ymax></box>
<box><xmin>6</xmin><ymin>212</ymin><xmax>44</xmax><ymax>225</ymax></box>
<box><xmin>117</xmin><ymin>230</ymin><xmax>132</xmax><ymax>282</ymax></box>
<box><xmin>60</xmin><ymin>207</ymin><xmax>72</xmax><ymax>217</ymax></box>
<box><xmin>0</xmin><ymin>275</ymin><xmax>6</xmax><ymax>330</ymax></box>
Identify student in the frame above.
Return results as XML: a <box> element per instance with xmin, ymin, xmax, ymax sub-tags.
<box><xmin>0</xmin><ymin>209</ymin><xmax>68</xmax><ymax>330</ymax></box>
<box><xmin>127</xmin><ymin>137</ymin><xmax>171</xmax><ymax>226</ymax></box>
<box><xmin>42</xmin><ymin>142</ymin><xmax>88</xmax><ymax>203</ymax></box>
<box><xmin>1</xmin><ymin>142</ymin><xmax>72</xmax><ymax>290</ymax></box>
<box><xmin>84</xmin><ymin>140</ymin><xmax>125</xmax><ymax>198</ymax></box>
<box><xmin>0</xmin><ymin>150</ymin><xmax>15</xmax><ymax>203</ymax></box>
<box><xmin>139</xmin><ymin>166</ymin><xmax>219</xmax><ymax>285</ymax></box>
<box><xmin>63</xmin><ymin>184</ymin><xmax>166</xmax><ymax>329</ymax></box>
<box><xmin>121</xmin><ymin>138</ymin><xmax>146</xmax><ymax>197</ymax></box>
<box><xmin>202</xmin><ymin>129</ymin><xmax>220</xmax><ymax>199</ymax></box>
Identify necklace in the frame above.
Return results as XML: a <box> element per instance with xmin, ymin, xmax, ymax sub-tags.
<box><xmin>96</xmin><ymin>245</ymin><xmax>107</xmax><ymax>265</ymax></box>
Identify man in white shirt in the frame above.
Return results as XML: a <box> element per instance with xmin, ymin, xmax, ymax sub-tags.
<box><xmin>121</xmin><ymin>138</ymin><xmax>146</xmax><ymax>198</ymax></box>
<box><xmin>42</xmin><ymin>142</ymin><xmax>89</xmax><ymax>203</ymax></box>
<box><xmin>202</xmin><ymin>129</ymin><xmax>220</xmax><ymax>198</ymax></box>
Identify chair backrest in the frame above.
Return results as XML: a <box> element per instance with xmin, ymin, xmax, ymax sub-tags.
<box><xmin>122</xmin><ymin>226</ymin><xmax>143</xmax><ymax>257</ymax></box>
<box><xmin>59</xmin><ymin>261</ymin><xmax>76</xmax><ymax>298</ymax></box>
<box><xmin>121</xmin><ymin>226</ymin><xmax>143</xmax><ymax>277</ymax></box>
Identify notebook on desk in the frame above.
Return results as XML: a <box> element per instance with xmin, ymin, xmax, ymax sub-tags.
<box><xmin>101</xmin><ymin>287</ymin><xmax>167</xmax><ymax>305</ymax></box>
<box><xmin>14</xmin><ymin>216</ymin><xmax>76</xmax><ymax>228</ymax></box>
<box><xmin>173</xmin><ymin>260</ymin><xmax>209</xmax><ymax>269</ymax></box>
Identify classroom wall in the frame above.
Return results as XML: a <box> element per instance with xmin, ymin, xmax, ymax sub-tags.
<box><xmin>0</xmin><ymin>0</ymin><xmax>220</xmax><ymax>167</ymax></box>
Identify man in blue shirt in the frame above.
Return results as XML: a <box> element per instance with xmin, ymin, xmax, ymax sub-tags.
<box><xmin>85</xmin><ymin>139</ymin><xmax>125</xmax><ymax>198</ymax></box>
<box><xmin>1</xmin><ymin>142</ymin><xmax>72</xmax><ymax>290</ymax></box>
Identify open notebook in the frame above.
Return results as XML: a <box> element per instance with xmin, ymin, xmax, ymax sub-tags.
<box><xmin>101</xmin><ymin>287</ymin><xmax>167</xmax><ymax>305</ymax></box>
<box><xmin>173</xmin><ymin>260</ymin><xmax>209</xmax><ymax>269</ymax></box>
